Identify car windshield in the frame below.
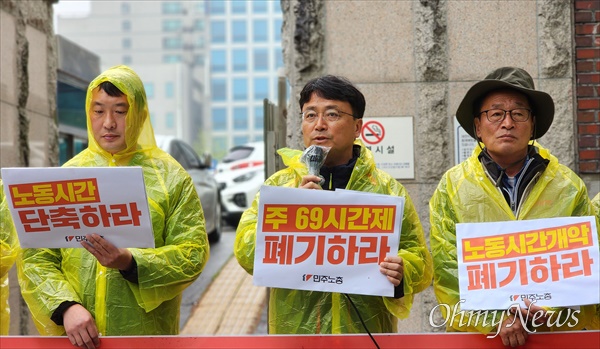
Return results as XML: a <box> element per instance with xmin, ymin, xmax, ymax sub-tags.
<box><xmin>222</xmin><ymin>146</ymin><xmax>254</xmax><ymax>163</ymax></box>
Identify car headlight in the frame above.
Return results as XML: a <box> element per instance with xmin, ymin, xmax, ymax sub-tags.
<box><xmin>233</xmin><ymin>171</ymin><xmax>259</xmax><ymax>183</ymax></box>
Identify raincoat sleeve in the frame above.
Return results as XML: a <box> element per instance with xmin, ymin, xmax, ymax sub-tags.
<box><xmin>429</xmin><ymin>174</ymin><xmax>502</xmax><ymax>334</ymax></box>
<box><xmin>124</xmin><ymin>171</ymin><xmax>209</xmax><ymax>312</ymax></box>
<box><xmin>382</xmin><ymin>180</ymin><xmax>433</xmax><ymax>319</ymax></box>
<box><xmin>1</xmin><ymin>183</ymin><xmax>19</xmax><ymax>335</ymax></box>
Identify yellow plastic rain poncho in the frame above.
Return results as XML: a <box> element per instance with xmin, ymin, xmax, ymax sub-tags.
<box><xmin>1</xmin><ymin>180</ymin><xmax>19</xmax><ymax>335</ymax></box>
<box><xmin>235</xmin><ymin>140</ymin><xmax>433</xmax><ymax>334</ymax></box>
<box><xmin>430</xmin><ymin>143</ymin><xmax>598</xmax><ymax>334</ymax></box>
<box><xmin>17</xmin><ymin>65</ymin><xmax>209</xmax><ymax>336</ymax></box>
<box><xmin>590</xmin><ymin>193</ymin><xmax>600</xmax><ymax>330</ymax></box>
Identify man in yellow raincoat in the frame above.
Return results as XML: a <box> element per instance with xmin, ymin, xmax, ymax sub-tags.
<box><xmin>430</xmin><ymin>67</ymin><xmax>597</xmax><ymax>347</ymax></box>
<box><xmin>17</xmin><ymin>66</ymin><xmax>209</xmax><ymax>348</ymax></box>
<box><xmin>235</xmin><ymin>75</ymin><xmax>432</xmax><ymax>334</ymax></box>
<box><xmin>1</xmin><ymin>180</ymin><xmax>19</xmax><ymax>335</ymax></box>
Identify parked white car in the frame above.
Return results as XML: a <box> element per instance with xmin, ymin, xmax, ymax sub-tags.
<box><xmin>155</xmin><ymin>135</ymin><xmax>222</xmax><ymax>242</ymax></box>
<box><xmin>214</xmin><ymin>141</ymin><xmax>265</xmax><ymax>227</ymax></box>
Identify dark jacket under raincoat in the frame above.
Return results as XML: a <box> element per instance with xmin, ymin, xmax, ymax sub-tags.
<box><xmin>430</xmin><ymin>143</ymin><xmax>597</xmax><ymax>334</ymax></box>
<box><xmin>235</xmin><ymin>140</ymin><xmax>432</xmax><ymax>334</ymax></box>
<box><xmin>17</xmin><ymin>65</ymin><xmax>209</xmax><ymax>336</ymax></box>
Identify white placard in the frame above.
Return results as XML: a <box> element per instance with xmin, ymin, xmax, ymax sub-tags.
<box><xmin>457</xmin><ymin>216</ymin><xmax>599</xmax><ymax>310</ymax></box>
<box><xmin>359</xmin><ymin>116</ymin><xmax>414</xmax><ymax>179</ymax></box>
<box><xmin>2</xmin><ymin>167</ymin><xmax>154</xmax><ymax>248</ymax></box>
<box><xmin>253</xmin><ymin>186</ymin><xmax>404</xmax><ymax>297</ymax></box>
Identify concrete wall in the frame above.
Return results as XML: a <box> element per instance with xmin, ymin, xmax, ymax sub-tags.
<box><xmin>1</xmin><ymin>0</ymin><xmax>58</xmax><ymax>335</ymax></box>
<box><xmin>282</xmin><ymin>0</ymin><xmax>588</xmax><ymax>333</ymax></box>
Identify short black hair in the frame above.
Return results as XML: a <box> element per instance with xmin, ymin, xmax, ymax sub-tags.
<box><xmin>97</xmin><ymin>81</ymin><xmax>125</xmax><ymax>97</ymax></box>
<box><xmin>299</xmin><ymin>75</ymin><xmax>366</xmax><ymax>118</ymax></box>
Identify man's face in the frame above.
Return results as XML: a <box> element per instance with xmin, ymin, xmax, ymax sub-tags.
<box><xmin>90</xmin><ymin>87</ymin><xmax>129</xmax><ymax>155</ymax></box>
<box><xmin>301</xmin><ymin>92</ymin><xmax>362</xmax><ymax>167</ymax></box>
<box><xmin>474</xmin><ymin>89</ymin><xmax>534</xmax><ymax>161</ymax></box>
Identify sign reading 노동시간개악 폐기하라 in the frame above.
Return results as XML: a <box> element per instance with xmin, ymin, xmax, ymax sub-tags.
<box><xmin>1</xmin><ymin>167</ymin><xmax>154</xmax><ymax>248</ymax></box>
<box><xmin>253</xmin><ymin>186</ymin><xmax>404</xmax><ymax>297</ymax></box>
<box><xmin>456</xmin><ymin>216</ymin><xmax>599</xmax><ymax>310</ymax></box>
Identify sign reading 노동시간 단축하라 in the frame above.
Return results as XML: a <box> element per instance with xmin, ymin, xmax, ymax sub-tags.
<box><xmin>1</xmin><ymin>167</ymin><xmax>154</xmax><ymax>248</ymax></box>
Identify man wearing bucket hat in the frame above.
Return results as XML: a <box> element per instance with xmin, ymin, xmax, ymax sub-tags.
<box><xmin>429</xmin><ymin>67</ymin><xmax>597</xmax><ymax>347</ymax></box>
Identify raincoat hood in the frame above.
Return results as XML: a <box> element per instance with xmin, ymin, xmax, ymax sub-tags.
<box><xmin>86</xmin><ymin>65</ymin><xmax>156</xmax><ymax>162</ymax></box>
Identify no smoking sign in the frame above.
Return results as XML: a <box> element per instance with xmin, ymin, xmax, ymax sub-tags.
<box><xmin>361</xmin><ymin>120</ymin><xmax>385</xmax><ymax>145</ymax></box>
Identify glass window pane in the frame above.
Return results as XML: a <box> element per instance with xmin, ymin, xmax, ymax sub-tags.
<box><xmin>210</xmin><ymin>50</ymin><xmax>226</xmax><ymax>72</ymax></box>
<box><xmin>123</xmin><ymin>55</ymin><xmax>131</xmax><ymax>64</ymax></box>
<box><xmin>252</xmin><ymin>0</ymin><xmax>268</xmax><ymax>13</ymax></box>
<box><xmin>166</xmin><ymin>112</ymin><xmax>175</xmax><ymax>129</ymax></box>
<box><xmin>207</xmin><ymin>1</ymin><xmax>225</xmax><ymax>14</ymax></box>
<box><xmin>163</xmin><ymin>37</ymin><xmax>182</xmax><ymax>49</ymax></box>
<box><xmin>163</xmin><ymin>54</ymin><xmax>182</xmax><ymax>63</ymax></box>
<box><xmin>273</xmin><ymin>0</ymin><xmax>282</xmax><ymax>13</ymax></box>
<box><xmin>196</xmin><ymin>37</ymin><xmax>205</xmax><ymax>48</ymax></box>
<box><xmin>144</xmin><ymin>83</ymin><xmax>154</xmax><ymax>98</ymax></box>
<box><xmin>233</xmin><ymin>107</ymin><xmax>248</xmax><ymax>130</ymax></box>
<box><xmin>165</xmin><ymin>82</ymin><xmax>174</xmax><ymax>98</ymax></box>
<box><xmin>122</xmin><ymin>38</ymin><xmax>131</xmax><ymax>49</ymax></box>
<box><xmin>232</xmin><ymin>20</ymin><xmax>246</xmax><ymax>43</ymax></box>
<box><xmin>210</xmin><ymin>21</ymin><xmax>226</xmax><ymax>43</ymax></box>
<box><xmin>231</xmin><ymin>0</ymin><xmax>246</xmax><ymax>13</ymax></box>
<box><xmin>234</xmin><ymin>135</ymin><xmax>249</xmax><ymax>146</ymax></box>
<box><xmin>274</xmin><ymin>19</ymin><xmax>282</xmax><ymax>41</ymax></box>
<box><xmin>232</xmin><ymin>49</ymin><xmax>247</xmax><ymax>72</ymax></box>
<box><xmin>254</xmin><ymin>77</ymin><xmax>269</xmax><ymax>100</ymax></box>
<box><xmin>194</xmin><ymin>54</ymin><xmax>205</xmax><ymax>65</ymax></box>
<box><xmin>163</xmin><ymin>19</ymin><xmax>182</xmax><ymax>32</ymax></box>
<box><xmin>253</xmin><ymin>48</ymin><xmax>269</xmax><ymax>71</ymax></box>
<box><xmin>233</xmin><ymin>78</ymin><xmax>247</xmax><ymax>101</ymax></box>
<box><xmin>212</xmin><ymin>108</ymin><xmax>227</xmax><ymax>131</ymax></box>
<box><xmin>194</xmin><ymin>19</ymin><xmax>204</xmax><ymax>31</ymax></box>
<box><xmin>162</xmin><ymin>2</ymin><xmax>183</xmax><ymax>14</ymax></box>
<box><xmin>253</xmin><ymin>20</ymin><xmax>268</xmax><ymax>42</ymax></box>
<box><xmin>122</xmin><ymin>20</ymin><xmax>131</xmax><ymax>31</ymax></box>
<box><xmin>274</xmin><ymin>48</ymin><xmax>283</xmax><ymax>68</ymax></box>
<box><xmin>211</xmin><ymin>78</ymin><xmax>227</xmax><ymax>101</ymax></box>
<box><xmin>254</xmin><ymin>106</ymin><xmax>263</xmax><ymax>130</ymax></box>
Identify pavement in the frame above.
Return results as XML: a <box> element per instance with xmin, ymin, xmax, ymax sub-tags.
<box><xmin>181</xmin><ymin>253</ymin><xmax>268</xmax><ymax>335</ymax></box>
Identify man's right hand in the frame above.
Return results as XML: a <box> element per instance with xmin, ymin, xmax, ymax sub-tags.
<box><xmin>63</xmin><ymin>304</ymin><xmax>101</xmax><ymax>349</ymax></box>
<box><xmin>299</xmin><ymin>175</ymin><xmax>323</xmax><ymax>189</ymax></box>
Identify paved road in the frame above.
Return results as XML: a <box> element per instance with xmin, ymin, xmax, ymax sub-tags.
<box><xmin>180</xmin><ymin>224</ymin><xmax>236</xmax><ymax>330</ymax></box>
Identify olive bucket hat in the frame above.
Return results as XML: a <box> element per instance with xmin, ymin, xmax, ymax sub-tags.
<box><xmin>456</xmin><ymin>66</ymin><xmax>554</xmax><ymax>140</ymax></box>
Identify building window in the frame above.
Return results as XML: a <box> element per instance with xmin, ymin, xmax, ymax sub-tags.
<box><xmin>122</xmin><ymin>38</ymin><xmax>131</xmax><ymax>49</ymax></box>
<box><xmin>210</xmin><ymin>21</ymin><xmax>226</xmax><ymax>43</ymax></box>
<box><xmin>254</xmin><ymin>134</ymin><xmax>263</xmax><ymax>142</ymax></box>
<box><xmin>194</xmin><ymin>54</ymin><xmax>205</xmax><ymax>65</ymax></box>
<box><xmin>163</xmin><ymin>54</ymin><xmax>182</xmax><ymax>63</ymax></box>
<box><xmin>165</xmin><ymin>82</ymin><xmax>174</xmax><ymax>98</ymax></box>
<box><xmin>121</xmin><ymin>2</ymin><xmax>130</xmax><ymax>14</ymax></box>
<box><xmin>207</xmin><ymin>1</ymin><xmax>225</xmax><ymax>14</ymax></box>
<box><xmin>166</xmin><ymin>112</ymin><xmax>175</xmax><ymax>129</ymax></box>
<box><xmin>232</xmin><ymin>49</ymin><xmax>247</xmax><ymax>72</ymax></box>
<box><xmin>163</xmin><ymin>19</ymin><xmax>182</xmax><ymax>32</ymax></box>
<box><xmin>254</xmin><ymin>77</ymin><xmax>269</xmax><ymax>100</ymax></box>
<box><xmin>253</xmin><ymin>48</ymin><xmax>269</xmax><ymax>71</ymax></box>
<box><xmin>233</xmin><ymin>107</ymin><xmax>248</xmax><ymax>130</ymax></box>
<box><xmin>234</xmin><ymin>135</ymin><xmax>249</xmax><ymax>146</ymax></box>
<box><xmin>254</xmin><ymin>106</ymin><xmax>264</xmax><ymax>130</ymax></box>
<box><xmin>163</xmin><ymin>37</ymin><xmax>183</xmax><ymax>49</ymax></box>
<box><xmin>144</xmin><ymin>83</ymin><xmax>154</xmax><ymax>98</ymax></box>
<box><xmin>232</xmin><ymin>20</ymin><xmax>246</xmax><ymax>43</ymax></box>
<box><xmin>210</xmin><ymin>50</ymin><xmax>226</xmax><ymax>72</ymax></box>
<box><xmin>123</xmin><ymin>55</ymin><xmax>132</xmax><ymax>65</ymax></box>
<box><xmin>253</xmin><ymin>0</ymin><xmax>268</xmax><ymax>13</ymax></box>
<box><xmin>194</xmin><ymin>19</ymin><xmax>204</xmax><ymax>31</ymax></box>
<box><xmin>122</xmin><ymin>20</ymin><xmax>131</xmax><ymax>32</ymax></box>
<box><xmin>195</xmin><ymin>36</ymin><xmax>205</xmax><ymax>48</ymax></box>
<box><xmin>253</xmin><ymin>20</ymin><xmax>268</xmax><ymax>42</ymax></box>
<box><xmin>212</xmin><ymin>108</ymin><xmax>227</xmax><ymax>131</ymax></box>
<box><xmin>274</xmin><ymin>19</ymin><xmax>282</xmax><ymax>41</ymax></box>
<box><xmin>233</xmin><ymin>78</ymin><xmax>247</xmax><ymax>101</ymax></box>
<box><xmin>162</xmin><ymin>2</ymin><xmax>183</xmax><ymax>14</ymax></box>
<box><xmin>273</xmin><ymin>1</ymin><xmax>282</xmax><ymax>13</ymax></box>
<box><xmin>231</xmin><ymin>0</ymin><xmax>246</xmax><ymax>14</ymax></box>
<box><xmin>211</xmin><ymin>78</ymin><xmax>227</xmax><ymax>101</ymax></box>
<box><xmin>275</xmin><ymin>48</ymin><xmax>283</xmax><ymax>69</ymax></box>
<box><xmin>194</xmin><ymin>2</ymin><xmax>204</xmax><ymax>14</ymax></box>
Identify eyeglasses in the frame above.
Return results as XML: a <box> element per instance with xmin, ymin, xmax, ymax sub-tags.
<box><xmin>479</xmin><ymin>108</ymin><xmax>532</xmax><ymax>123</ymax></box>
<box><xmin>300</xmin><ymin>109</ymin><xmax>355</xmax><ymax>123</ymax></box>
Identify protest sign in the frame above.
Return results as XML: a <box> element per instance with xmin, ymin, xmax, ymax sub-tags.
<box><xmin>2</xmin><ymin>167</ymin><xmax>154</xmax><ymax>248</ymax></box>
<box><xmin>253</xmin><ymin>186</ymin><xmax>404</xmax><ymax>297</ymax></box>
<box><xmin>457</xmin><ymin>216</ymin><xmax>599</xmax><ymax>310</ymax></box>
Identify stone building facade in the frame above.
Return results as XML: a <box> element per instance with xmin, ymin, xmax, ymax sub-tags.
<box><xmin>281</xmin><ymin>0</ymin><xmax>599</xmax><ymax>333</ymax></box>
